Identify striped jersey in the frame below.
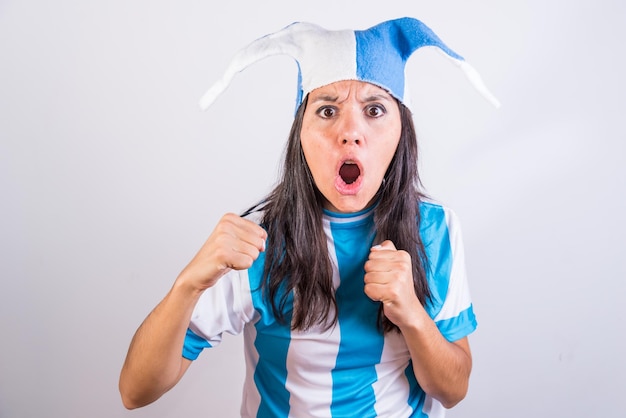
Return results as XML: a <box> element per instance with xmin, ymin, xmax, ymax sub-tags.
<box><xmin>183</xmin><ymin>201</ymin><xmax>477</xmax><ymax>417</ymax></box>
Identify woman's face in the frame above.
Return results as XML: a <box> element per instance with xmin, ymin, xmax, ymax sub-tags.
<box><xmin>300</xmin><ymin>80</ymin><xmax>402</xmax><ymax>213</ymax></box>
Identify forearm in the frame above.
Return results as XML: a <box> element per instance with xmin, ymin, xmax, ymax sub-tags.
<box><xmin>119</xmin><ymin>213</ymin><xmax>266</xmax><ymax>409</ymax></box>
<box><xmin>399</xmin><ymin>311</ymin><xmax>472</xmax><ymax>408</ymax></box>
<box><xmin>119</xmin><ymin>279</ymin><xmax>203</xmax><ymax>409</ymax></box>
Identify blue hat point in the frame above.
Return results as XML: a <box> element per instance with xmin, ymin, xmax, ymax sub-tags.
<box><xmin>199</xmin><ymin>17</ymin><xmax>500</xmax><ymax>112</ymax></box>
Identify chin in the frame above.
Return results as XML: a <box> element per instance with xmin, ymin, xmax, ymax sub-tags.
<box><xmin>324</xmin><ymin>195</ymin><xmax>375</xmax><ymax>214</ymax></box>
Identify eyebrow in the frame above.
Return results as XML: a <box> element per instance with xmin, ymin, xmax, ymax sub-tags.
<box><xmin>309</xmin><ymin>94</ymin><xmax>339</xmax><ymax>104</ymax></box>
<box><xmin>309</xmin><ymin>93</ymin><xmax>393</xmax><ymax>104</ymax></box>
<box><xmin>362</xmin><ymin>94</ymin><xmax>393</xmax><ymax>103</ymax></box>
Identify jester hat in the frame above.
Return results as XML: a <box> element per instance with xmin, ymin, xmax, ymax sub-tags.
<box><xmin>199</xmin><ymin>17</ymin><xmax>500</xmax><ymax>111</ymax></box>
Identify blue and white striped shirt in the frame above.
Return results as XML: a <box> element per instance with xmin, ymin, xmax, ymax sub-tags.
<box><xmin>183</xmin><ymin>201</ymin><xmax>477</xmax><ymax>417</ymax></box>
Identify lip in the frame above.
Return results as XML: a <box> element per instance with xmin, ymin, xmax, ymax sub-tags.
<box><xmin>334</xmin><ymin>158</ymin><xmax>363</xmax><ymax>195</ymax></box>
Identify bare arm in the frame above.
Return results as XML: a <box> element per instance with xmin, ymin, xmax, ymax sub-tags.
<box><xmin>119</xmin><ymin>282</ymin><xmax>200</xmax><ymax>409</ymax></box>
<box><xmin>396</xmin><ymin>314</ymin><xmax>472</xmax><ymax>408</ymax></box>
<box><xmin>119</xmin><ymin>213</ymin><xmax>267</xmax><ymax>409</ymax></box>
<box><xmin>364</xmin><ymin>240</ymin><xmax>472</xmax><ymax>408</ymax></box>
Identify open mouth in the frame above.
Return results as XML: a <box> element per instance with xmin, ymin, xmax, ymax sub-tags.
<box><xmin>339</xmin><ymin>162</ymin><xmax>360</xmax><ymax>184</ymax></box>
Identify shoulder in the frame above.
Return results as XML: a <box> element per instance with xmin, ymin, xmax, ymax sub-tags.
<box><xmin>418</xmin><ymin>200</ymin><xmax>462</xmax><ymax>240</ymax></box>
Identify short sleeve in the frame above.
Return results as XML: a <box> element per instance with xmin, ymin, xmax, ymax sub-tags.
<box><xmin>182</xmin><ymin>268</ymin><xmax>255</xmax><ymax>359</ymax></box>
<box><xmin>420</xmin><ymin>202</ymin><xmax>477</xmax><ymax>342</ymax></box>
<box><xmin>183</xmin><ymin>328</ymin><xmax>211</xmax><ymax>360</ymax></box>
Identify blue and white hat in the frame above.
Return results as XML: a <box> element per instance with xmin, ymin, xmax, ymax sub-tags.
<box><xmin>199</xmin><ymin>17</ymin><xmax>500</xmax><ymax>111</ymax></box>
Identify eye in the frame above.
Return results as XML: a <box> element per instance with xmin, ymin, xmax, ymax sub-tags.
<box><xmin>316</xmin><ymin>106</ymin><xmax>337</xmax><ymax>119</ymax></box>
<box><xmin>365</xmin><ymin>104</ymin><xmax>386</xmax><ymax>118</ymax></box>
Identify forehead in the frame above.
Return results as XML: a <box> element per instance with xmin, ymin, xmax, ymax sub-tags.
<box><xmin>308</xmin><ymin>80</ymin><xmax>394</xmax><ymax>102</ymax></box>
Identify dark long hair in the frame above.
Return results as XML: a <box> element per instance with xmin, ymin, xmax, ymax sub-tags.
<box><xmin>243</xmin><ymin>96</ymin><xmax>429</xmax><ymax>333</ymax></box>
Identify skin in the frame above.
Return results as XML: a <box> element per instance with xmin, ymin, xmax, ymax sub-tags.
<box><xmin>300</xmin><ymin>80</ymin><xmax>401</xmax><ymax>213</ymax></box>
<box><xmin>365</xmin><ymin>240</ymin><xmax>472</xmax><ymax>408</ymax></box>
<box><xmin>119</xmin><ymin>80</ymin><xmax>472</xmax><ymax>410</ymax></box>
<box><xmin>302</xmin><ymin>80</ymin><xmax>472</xmax><ymax>407</ymax></box>
<box><xmin>119</xmin><ymin>213</ymin><xmax>267</xmax><ymax>409</ymax></box>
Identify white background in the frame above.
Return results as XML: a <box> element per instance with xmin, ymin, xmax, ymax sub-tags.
<box><xmin>1</xmin><ymin>1</ymin><xmax>625</xmax><ymax>417</ymax></box>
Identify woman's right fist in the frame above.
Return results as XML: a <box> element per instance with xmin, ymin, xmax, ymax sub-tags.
<box><xmin>177</xmin><ymin>213</ymin><xmax>267</xmax><ymax>291</ymax></box>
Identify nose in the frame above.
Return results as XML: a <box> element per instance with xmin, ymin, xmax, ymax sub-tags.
<box><xmin>342</xmin><ymin>136</ymin><xmax>361</xmax><ymax>145</ymax></box>
<box><xmin>337</xmin><ymin>110</ymin><xmax>364</xmax><ymax>146</ymax></box>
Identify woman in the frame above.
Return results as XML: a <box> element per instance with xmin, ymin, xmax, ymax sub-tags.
<box><xmin>120</xmin><ymin>18</ymin><xmax>497</xmax><ymax>417</ymax></box>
